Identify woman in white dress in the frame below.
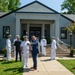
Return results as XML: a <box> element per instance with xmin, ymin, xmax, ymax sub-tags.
<box><xmin>20</xmin><ymin>36</ymin><xmax>30</xmax><ymax>68</ymax></box>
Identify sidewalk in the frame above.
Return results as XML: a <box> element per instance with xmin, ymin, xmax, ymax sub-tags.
<box><xmin>23</xmin><ymin>57</ymin><xmax>74</xmax><ymax>75</ymax></box>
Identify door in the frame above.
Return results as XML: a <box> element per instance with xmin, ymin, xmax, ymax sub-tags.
<box><xmin>29</xmin><ymin>27</ymin><xmax>41</xmax><ymax>41</ymax></box>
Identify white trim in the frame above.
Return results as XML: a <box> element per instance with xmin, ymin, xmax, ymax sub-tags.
<box><xmin>27</xmin><ymin>23</ymin><xmax>29</xmax><ymax>37</ymax></box>
<box><xmin>42</xmin><ymin>24</ymin><xmax>45</xmax><ymax>36</ymax></box>
<box><xmin>16</xmin><ymin>19</ymin><xmax>21</xmax><ymax>36</ymax></box>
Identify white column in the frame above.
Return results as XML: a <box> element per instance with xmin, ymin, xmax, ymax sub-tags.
<box><xmin>42</xmin><ymin>24</ymin><xmax>45</xmax><ymax>36</ymax></box>
<box><xmin>50</xmin><ymin>23</ymin><xmax>55</xmax><ymax>37</ymax></box>
<box><xmin>55</xmin><ymin>20</ymin><xmax>60</xmax><ymax>44</ymax></box>
<box><xmin>16</xmin><ymin>18</ymin><xmax>21</xmax><ymax>36</ymax></box>
<box><xmin>27</xmin><ymin>23</ymin><xmax>29</xmax><ymax>37</ymax></box>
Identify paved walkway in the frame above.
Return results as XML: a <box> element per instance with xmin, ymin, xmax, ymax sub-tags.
<box><xmin>23</xmin><ymin>57</ymin><xmax>74</xmax><ymax>75</ymax></box>
<box><xmin>0</xmin><ymin>56</ymin><xmax>74</xmax><ymax>75</ymax></box>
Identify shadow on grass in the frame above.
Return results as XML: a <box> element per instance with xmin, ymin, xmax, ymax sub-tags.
<box><xmin>4</xmin><ymin>67</ymin><xmax>23</xmax><ymax>74</ymax></box>
<box><xmin>1</xmin><ymin>60</ymin><xmax>17</xmax><ymax>64</ymax></box>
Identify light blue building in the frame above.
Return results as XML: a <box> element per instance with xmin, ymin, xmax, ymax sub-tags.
<box><xmin>0</xmin><ymin>1</ymin><xmax>75</xmax><ymax>50</ymax></box>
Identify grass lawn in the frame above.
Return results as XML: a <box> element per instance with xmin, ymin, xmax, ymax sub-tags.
<box><xmin>58</xmin><ymin>60</ymin><xmax>75</xmax><ymax>74</ymax></box>
<box><xmin>0</xmin><ymin>60</ymin><xmax>23</xmax><ymax>75</ymax></box>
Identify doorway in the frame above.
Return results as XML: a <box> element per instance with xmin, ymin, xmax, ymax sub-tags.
<box><xmin>29</xmin><ymin>27</ymin><xmax>41</xmax><ymax>41</ymax></box>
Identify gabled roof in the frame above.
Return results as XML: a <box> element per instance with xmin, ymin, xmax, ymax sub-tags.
<box><xmin>0</xmin><ymin>1</ymin><xmax>74</xmax><ymax>22</ymax></box>
<box><xmin>0</xmin><ymin>1</ymin><xmax>59</xmax><ymax>19</ymax></box>
<box><xmin>63</xmin><ymin>14</ymin><xmax>75</xmax><ymax>21</ymax></box>
<box><xmin>0</xmin><ymin>12</ymin><xmax>7</xmax><ymax>17</ymax></box>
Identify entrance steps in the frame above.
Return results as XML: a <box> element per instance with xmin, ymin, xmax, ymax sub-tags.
<box><xmin>11</xmin><ymin>44</ymin><xmax>70</xmax><ymax>57</ymax></box>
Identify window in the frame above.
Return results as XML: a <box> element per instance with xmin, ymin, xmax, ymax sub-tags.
<box><xmin>3</xmin><ymin>26</ymin><xmax>10</xmax><ymax>38</ymax></box>
<box><xmin>60</xmin><ymin>27</ymin><xmax>67</xmax><ymax>39</ymax></box>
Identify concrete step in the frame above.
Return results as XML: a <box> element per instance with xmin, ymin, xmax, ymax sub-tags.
<box><xmin>11</xmin><ymin>45</ymin><xmax>70</xmax><ymax>57</ymax></box>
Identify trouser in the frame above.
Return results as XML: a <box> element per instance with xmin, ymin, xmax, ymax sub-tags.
<box><xmin>41</xmin><ymin>46</ymin><xmax>46</xmax><ymax>55</ymax></box>
<box><xmin>23</xmin><ymin>55</ymin><xmax>29</xmax><ymax>67</ymax></box>
<box><xmin>51</xmin><ymin>49</ymin><xmax>56</xmax><ymax>59</ymax></box>
<box><xmin>32</xmin><ymin>54</ymin><xmax>37</xmax><ymax>69</ymax></box>
<box><xmin>7</xmin><ymin>48</ymin><xmax>11</xmax><ymax>60</ymax></box>
<box><xmin>38</xmin><ymin>43</ymin><xmax>40</xmax><ymax>53</ymax></box>
<box><xmin>14</xmin><ymin>46</ymin><xmax>16</xmax><ymax>58</ymax></box>
<box><xmin>16</xmin><ymin>50</ymin><xmax>21</xmax><ymax>62</ymax></box>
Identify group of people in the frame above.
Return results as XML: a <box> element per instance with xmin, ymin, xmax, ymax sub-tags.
<box><xmin>6</xmin><ymin>35</ymin><xmax>57</xmax><ymax>70</ymax></box>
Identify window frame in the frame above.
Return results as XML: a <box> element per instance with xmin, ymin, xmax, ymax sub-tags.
<box><xmin>3</xmin><ymin>26</ymin><xmax>10</xmax><ymax>38</ymax></box>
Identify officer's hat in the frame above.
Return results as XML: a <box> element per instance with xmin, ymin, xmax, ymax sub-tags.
<box><xmin>42</xmin><ymin>36</ymin><xmax>45</xmax><ymax>38</ymax></box>
<box><xmin>7</xmin><ymin>34</ymin><xmax>11</xmax><ymax>37</ymax></box>
<box><xmin>51</xmin><ymin>36</ymin><xmax>55</xmax><ymax>39</ymax></box>
<box><xmin>23</xmin><ymin>35</ymin><xmax>28</xmax><ymax>38</ymax></box>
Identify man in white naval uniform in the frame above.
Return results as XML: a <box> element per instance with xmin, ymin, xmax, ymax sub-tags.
<box><xmin>41</xmin><ymin>36</ymin><xmax>47</xmax><ymax>55</ymax></box>
<box><xmin>20</xmin><ymin>36</ymin><xmax>30</xmax><ymax>68</ymax></box>
<box><xmin>51</xmin><ymin>37</ymin><xmax>57</xmax><ymax>60</ymax></box>
<box><xmin>6</xmin><ymin>35</ymin><xmax>12</xmax><ymax>60</ymax></box>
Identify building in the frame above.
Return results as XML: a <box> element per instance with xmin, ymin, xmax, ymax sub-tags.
<box><xmin>0</xmin><ymin>1</ymin><xmax>75</xmax><ymax>50</ymax></box>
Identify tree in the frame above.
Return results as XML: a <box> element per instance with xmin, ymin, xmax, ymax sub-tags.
<box><xmin>0</xmin><ymin>0</ymin><xmax>8</xmax><ymax>12</ymax></box>
<box><xmin>8</xmin><ymin>0</ymin><xmax>21</xmax><ymax>12</ymax></box>
<box><xmin>0</xmin><ymin>0</ymin><xmax>21</xmax><ymax>12</ymax></box>
<box><xmin>66</xmin><ymin>22</ymin><xmax>75</xmax><ymax>57</ymax></box>
<box><xmin>61</xmin><ymin>0</ymin><xmax>75</xmax><ymax>14</ymax></box>
<box><xmin>66</xmin><ymin>22</ymin><xmax>75</xmax><ymax>34</ymax></box>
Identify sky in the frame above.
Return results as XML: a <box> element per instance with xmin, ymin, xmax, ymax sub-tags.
<box><xmin>20</xmin><ymin>0</ymin><xmax>64</xmax><ymax>13</ymax></box>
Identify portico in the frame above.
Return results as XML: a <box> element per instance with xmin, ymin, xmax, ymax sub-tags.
<box><xmin>15</xmin><ymin>0</ymin><xmax>60</xmax><ymax>42</ymax></box>
<box><xmin>16</xmin><ymin>13</ymin><xmax>60</xmax><ymax>42</ymax></box>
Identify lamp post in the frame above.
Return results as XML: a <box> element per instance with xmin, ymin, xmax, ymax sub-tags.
<box><xmin>69</xmin><ymin>31</ymin><xmax>73</xmax><ymax>57</ymax></box>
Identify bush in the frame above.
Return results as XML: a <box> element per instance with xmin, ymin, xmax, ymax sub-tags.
<box><xmin>2</xmin><ymin>47</ymin><xmax>7</xmax><ymax>57</ymax></box>
<box><xmin>20</xmin><ymin>36</ymin><xmax>24</xmax><ymax>41</ymax></box>
<box><xmin>45</xmin><ymin>36</ymin><xmax>51</xmax><ymax>44</ymax></box>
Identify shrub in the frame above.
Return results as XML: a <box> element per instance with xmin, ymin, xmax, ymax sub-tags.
<box><xmin>45</xmin><ymin>36</ymin><xmax>51</xmax><ymax>44</ymax></box>
<box><xmin>2</xmin><ymin>47</ymin><xmax>7</xmax><ymax>57</ymax></box>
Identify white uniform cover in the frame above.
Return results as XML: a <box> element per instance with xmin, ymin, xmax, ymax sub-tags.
<box><xmin>20</xmin><ymin>41</ymin><xmax>30</xmax><ymax>67</ymax></box>
<box><xmin>6</xmin><ymin>38</ymin><xmax>11</xmax><ymax>60</ymax></box>
<box><xmin>51</xmin><ymin>39</ymin><xmax>57</xmax><ymax>59</ymax></box>
<box><xmin>41</xmin><ymin>39</ymin><xmax>47</xmax><ymax>55</ymax></box>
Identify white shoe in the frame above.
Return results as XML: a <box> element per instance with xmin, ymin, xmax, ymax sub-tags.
<box><xmin>23</xmin><ymin>66</ymin><xmax>25</xmax><ymax>68</ymax></box>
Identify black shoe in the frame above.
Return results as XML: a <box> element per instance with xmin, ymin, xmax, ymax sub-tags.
<box><xmin>30</xmin><ymin>67</ymin><xmax>34</xmax><ymax>69</ymax></box>
<box><xmin>26</xmin><ymin>65</ymin><xmax>28</xmax><ymax>67</ymax></box>
<box><xmin>31</xmin><ymin>68</ymin><xmax>37</xmax><ymax>71</ymax></box>
<box><xmin>34</xmin><ymin>67</ymin><xmax>37</xmax><ymax>70</ymax></box>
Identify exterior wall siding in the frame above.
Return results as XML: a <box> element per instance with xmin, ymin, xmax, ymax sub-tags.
<box><xmin>59</xmin><ymin>16</ymin><xmax>72</xmax><ymax>46</ymax></box>
<box><xmin>0</xmin><ymin>13</ymin><xmax>16</xmax><ymax>50</ymax></box>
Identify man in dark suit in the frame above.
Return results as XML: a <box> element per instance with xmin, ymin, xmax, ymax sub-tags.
<box><xmin>31</xmin><ymin>36</ymin><xmax>39</xmax><ymax>70</ymax></box>
<box><xmin>14</xmin><ymin>35</ymin><xmax>22</xmax><ymax>62</ymax></box>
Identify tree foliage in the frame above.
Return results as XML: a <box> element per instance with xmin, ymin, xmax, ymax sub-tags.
<box><xmin>0</xmin><ymin>0</ymin><xmax>8</xmax><ymax>12</ymax></box>
<box><xmin>61</xmin><ymin>0</ymin><xmax>75</xmax><ymax>14</ymax></box>
<box><xmin>0</xmin><ymin>0</ymin><xmax>21</xmax><ymax>12</ymax></box>
<box><xmin>8</xmin><ymin>0</ymin><xmax>21</xmax><ymax>12</ymax></box>
<box><xmin>66</xmin><ymin>22</ymin><xmax>75</xmax><ymax>34</ymax></box>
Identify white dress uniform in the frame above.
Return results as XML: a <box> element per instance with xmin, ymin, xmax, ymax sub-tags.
<box><xmin>51</xmin><ymin>39</ymin><xmax>57</xmax><ymax>60</ymax></box>
<box><xmin>13</xmin><ymin>38</ymin><xmax>17</xmax><ymax>58</ymax></box>
<box><xmin>20</xmin><ymin>41</ymin><xmax>30</xmax><ymax>68</ymax></box>
<box><xmin>41</xmin><ymin>39</ymin><xmax>47</xmax><ymax>55</ymax></box>
<box><xmin>6</xmin><ymin>38</ymin><xmax>11</xmax><ymax>60</ymax></box>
